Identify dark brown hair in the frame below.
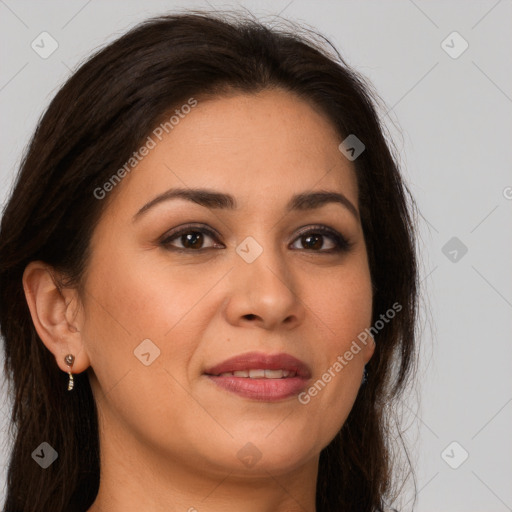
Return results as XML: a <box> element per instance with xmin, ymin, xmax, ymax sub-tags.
<box><xmin>0</xmin><ymin>11</ymin><xmax>418</xmax><ymax>512</ymax></box>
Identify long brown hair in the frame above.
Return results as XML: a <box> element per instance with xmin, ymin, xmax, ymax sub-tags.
<box><xmin>0</xmin><ymin>11</ymin><xmax>418</xmax><ymax>512</ymax></box>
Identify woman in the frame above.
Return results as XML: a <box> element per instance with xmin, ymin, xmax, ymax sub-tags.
<box><xmin>0</xmin><ymin>11</ymin><xmax>418</xmax><ymax>512</ymax></box>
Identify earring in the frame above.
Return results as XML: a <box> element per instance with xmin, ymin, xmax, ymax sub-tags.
<box><xmin>64</xmin><ymin>354</ymin><xmax>75</xmax><ymax>391</ymax></box>
<box><xmin>361</xmin><ymin>365</ymin><xmax>368</xmax><ymax>386</ymax></box>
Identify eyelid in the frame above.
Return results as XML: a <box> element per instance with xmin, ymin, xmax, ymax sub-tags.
<box><xmin>159</xmin><ymin>223</ymin><xmax>223</xmax><ymax>246</ymax></box>
<box><xmin>294</xmin><ymin>224</ymin><xmax>340</xmax><ymax>238</ymax></box>
<box><xmin>291</xmin><ymin>224</ymin><xmax>352</xmax><ymax>251</ymax></box>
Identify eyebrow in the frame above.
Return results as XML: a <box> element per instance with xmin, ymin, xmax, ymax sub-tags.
<box><xmin>133</xmin><ymin>187</ymin><xmax>359</xmax><ymax>221</ymax></box>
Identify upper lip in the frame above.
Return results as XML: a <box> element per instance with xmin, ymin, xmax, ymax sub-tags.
<box><xmin>204</xmin><ymin>351</ymin><xmax>312</xmax><ymax>379</ymax></box>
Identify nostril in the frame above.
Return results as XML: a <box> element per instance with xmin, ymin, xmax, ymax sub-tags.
<box><xmin>244</xmin><ymin>314</ymin><xmax>257</xmax><ymax>320</ymax></box>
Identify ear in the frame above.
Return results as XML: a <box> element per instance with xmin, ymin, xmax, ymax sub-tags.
<box><xmin>22</xmin><ymin>261</ymin><xmax>90</xmax><ymax>374</ymax></box>
<box><xmin>362</xmin><ymin>334</ymin><xmax>376</xmax><ymax>364</ymax></box>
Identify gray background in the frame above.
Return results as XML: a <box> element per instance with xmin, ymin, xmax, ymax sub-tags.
<box><xmin>1</xmin><ymin>1</ymin><xmax>511</xmax><ymax>510</ymax></box>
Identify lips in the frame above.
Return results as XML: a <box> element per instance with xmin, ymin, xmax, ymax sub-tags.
<box><xmin>204</xmin><ymin>351</ymin><xmax>311</xmax><ymax>401</ymax></box>
<box><xmin>204</xmin><ymin>351</ymin><xmax>311</xmax><ymax>378</ymax></box>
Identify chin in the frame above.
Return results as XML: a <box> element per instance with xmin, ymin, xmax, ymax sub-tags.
<box><xmin>202</xmin><ymin>427</ymin><xmax>321</xmax><ymax>476</ymax></box>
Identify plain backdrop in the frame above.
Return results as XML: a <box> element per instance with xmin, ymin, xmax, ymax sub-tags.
<box><xmin>0</xmin><ymin>1</ymin><xmax>511</xmax><ymax>510</ymax></box>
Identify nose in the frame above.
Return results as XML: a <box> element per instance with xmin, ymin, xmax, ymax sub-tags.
<box><xmin>222</xmin><ymin>240</ymin><xmax>305</xmax><ymax>331</ymax></box>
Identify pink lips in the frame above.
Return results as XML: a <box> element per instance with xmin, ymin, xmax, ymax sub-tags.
<box><xmin>204</xmin><ymin>351</ymin><xmax>312</xmax><ymax>401</ymax></box>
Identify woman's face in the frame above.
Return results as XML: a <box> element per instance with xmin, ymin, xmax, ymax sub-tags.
<box><xmin>78</xmin><ymin>88</ymin><xmax>374</xmax><ymax>478</ymax></box>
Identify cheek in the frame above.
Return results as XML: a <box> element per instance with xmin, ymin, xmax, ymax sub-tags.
<box><xmin>295</xmin><ymin>259</ymin><xmax>372</xmax><ymax>444</ymax></box>
<box><xmin>81</xmin><ymin>244</ymin><xmax>228</xmax><ymax>389</ymax></box>
<box><xmin>81</xmin><ymin>250</ymin><xmax>210</xmax><ymax>440</ymax></box>
<box><xmin>84</xmin><ymin>247</ymin><xmax>205</xmax><ymax>339</ymax></box>
<box><xmin>306</xmin><ymin>259</ymin><xmax>373</xmax><ymax>345</ymax></box>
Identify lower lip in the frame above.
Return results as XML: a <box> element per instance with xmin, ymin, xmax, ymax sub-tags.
<box><xmin>205</xmin><ymin>375</ymin><xmax>308</xmax><ymax>401</ymax></box>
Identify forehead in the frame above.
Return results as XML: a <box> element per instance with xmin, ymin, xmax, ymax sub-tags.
<box><xmin>104</xmin><ymin>89</ymin><xmax>358</xmax><ymax>216</ymax></box>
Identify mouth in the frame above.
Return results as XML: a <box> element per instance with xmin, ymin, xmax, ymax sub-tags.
<box><xmin>203</xmin><ymin>351</ymin><xmax>311</xmax><ymax>401</ymax></box>
<box><xmin>211</xmin><ymin>369</ymin><xmax>298</xmax><ymax>379</ymax></box>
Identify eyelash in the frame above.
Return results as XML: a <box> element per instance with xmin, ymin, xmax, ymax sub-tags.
<box><xmin>159</xmin><ymin>223</ymin><xmax>352</xmax><ymax>254</ymax></box>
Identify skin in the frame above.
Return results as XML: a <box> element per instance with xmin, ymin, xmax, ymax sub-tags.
<box><xmin>23</xmin><ymin>88</ymin><xmax>375</xmax><ymax>512</ymax></box>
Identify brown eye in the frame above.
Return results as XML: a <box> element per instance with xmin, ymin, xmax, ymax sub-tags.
<box><xmin>300</xmin><ymin>233</ymin><xmax>326</xmax><ymax>250</ymax></box>
<box><xmin>160</xmin><ymin>225</ymin><xmax>222</xmax><ymax>251</ymax></box>
<box><xmin>290</xmin><ymin>226</ymin><xmax>351</xmax><ymax>253</ymax></box>
<box><xmin>179</xmin><ymin>231</ymin><xmax>205</xmax><ymax>249</ymax></box>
